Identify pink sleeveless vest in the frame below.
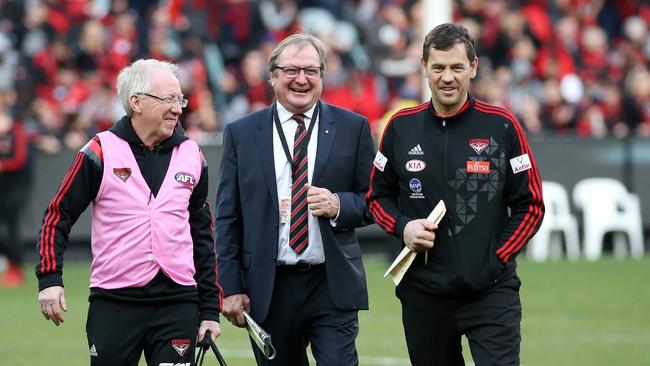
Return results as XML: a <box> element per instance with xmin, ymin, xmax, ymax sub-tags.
<box><xmin>90</xmin><ymin>131</ymin><xmax>202</xmax><ymax>289</ymax></box>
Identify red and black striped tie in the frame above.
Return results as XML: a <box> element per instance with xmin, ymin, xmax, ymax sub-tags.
<box><xmin>290</xmin><ymin>114</ymin><xmax>309</xmax><ymax>254</ymax></box>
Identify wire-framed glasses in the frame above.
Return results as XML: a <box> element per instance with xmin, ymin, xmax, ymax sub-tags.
<box><xmin>274</xmin><ymin>66</ymin><xmax>322</xmax><ymax>78</ymax></box>
<box><xmin>137</xmin><ymin>93</ymin><xmax>188</xmax><ymax>108</ymax></box>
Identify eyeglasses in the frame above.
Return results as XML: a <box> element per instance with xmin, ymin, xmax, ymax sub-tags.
<box><xmin>274</xmin><ymin>66</ymin><xmax>322</xmax><ymax>78</ymax></box>
<box><xmin>137</xmin><ymin>93</ymin><xmax>188</xmax><ymax>108</ymax></box>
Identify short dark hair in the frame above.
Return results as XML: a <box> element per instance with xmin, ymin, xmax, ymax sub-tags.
<box><xmin>422</xmin><ymin>23</ymin><xmax>476</xmax><ymax>64</ymax></box>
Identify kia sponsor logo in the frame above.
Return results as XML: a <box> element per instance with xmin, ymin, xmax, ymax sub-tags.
<box><xmin>405</xmin><ymin>159</ymin><xmax>426</xmax><ymax>172</ymax></box>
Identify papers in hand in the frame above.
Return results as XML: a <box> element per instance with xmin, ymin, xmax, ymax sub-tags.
<box><xmin>384</xmin><ymin>200</ymin><xmax>446</xmax><ymax>286</ymax></box>
<box><xmin>243</xmin><ymin>311</ymin><xmax>276</xmax><ymax>360</ymax></box>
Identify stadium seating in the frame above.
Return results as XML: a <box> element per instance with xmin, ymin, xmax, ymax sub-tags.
<box><xmin>528</xmin><ymin>181</ymin><xmax>580</xmax><ymax>262</ymax></box>
<box><xmin>572</xmin><ymin>178</ymin><xmax>645</xmax><ymax>260</ymax></box>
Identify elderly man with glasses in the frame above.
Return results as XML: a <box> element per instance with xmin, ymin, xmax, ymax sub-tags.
<box><xmin>35</xmin><ymin>59</ymin><xmax>222</xmax><ymax>366</ymax></box>
<box><xmin>215</xmin><ymin>33</ymin><xmax>376</xmax><ymax>366</ymax></box>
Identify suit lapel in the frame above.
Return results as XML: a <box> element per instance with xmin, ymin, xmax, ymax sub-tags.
<box><xmin>313</xmin><ymin>102</ymin><xmax>336</xmax><ymax>185</ymax></box>
<box><xmin>255</xmin><ymin>106</ymin><xmax>278</xmax><ymax>210</ymax></box>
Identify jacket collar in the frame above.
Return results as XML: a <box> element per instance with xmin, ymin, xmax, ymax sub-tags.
<box><xmin>109</xmin><ymin>115</ymin><xmax>188</xmax><ymax>151</ymax></box>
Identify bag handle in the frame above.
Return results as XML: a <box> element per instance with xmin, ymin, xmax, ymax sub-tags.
<box><xmin>195</xmin><ymin>331</ymin><xmax>227</xmax><ymax>366</ymax></box>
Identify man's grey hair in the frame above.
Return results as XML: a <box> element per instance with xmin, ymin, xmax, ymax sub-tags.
<box><xmin>116</xmin><ymin>59</ymin><xmax>181</xmax><ymax>117</ymax></box>
<box><xmin>268</xmin><ymin>33</ymin><xmax>327</xmax><ymax>75</ymax></box>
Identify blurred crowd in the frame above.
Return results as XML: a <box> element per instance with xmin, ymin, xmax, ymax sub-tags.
<box><xmin>0</xmin><ymin>0</ymin><xmax>648</xmax><ymax>155</ymax></box>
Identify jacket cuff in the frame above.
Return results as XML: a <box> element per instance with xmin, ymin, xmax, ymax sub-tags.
<box><xmin>37</xmin><ymin>272</ymin><xmax>64</xmax><ymax>291</ymax></box>
<box><xmin>396</xmin><ymin>217</ymin><xmax>411</xmax><ymax>240</ymax></box>
<box><xmin>200</xmin><ymin>309</ymin><xmax>221</xmax><ymax>322</ymax></box>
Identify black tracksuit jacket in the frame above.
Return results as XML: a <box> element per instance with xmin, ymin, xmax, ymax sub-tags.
<box><xmin>367</xmin><ymin>97</ymin><xmax>544</xmax><ymax>297</ymax></box>
<box><xmin>35</xmin><ymin>116</ymin><xmax>222</xmax><ymax>320</ymax></box>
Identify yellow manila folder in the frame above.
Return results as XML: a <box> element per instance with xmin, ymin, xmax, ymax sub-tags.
<box><xmin>384</xmin><ymin>200</ymin><xmax>446</xmax><ymax>286</ymax></box>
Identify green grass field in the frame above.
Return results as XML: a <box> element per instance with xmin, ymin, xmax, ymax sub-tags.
<box><xmin>2</xmin><ymin>255</ymin><xmax>649</xmax><ymax>365</ymax></box>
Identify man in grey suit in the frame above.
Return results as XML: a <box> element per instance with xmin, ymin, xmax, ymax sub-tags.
<box><xmin>215</xmin><ymin>33</ymin><xmax>375</xmax><ymax>365</ymax></box>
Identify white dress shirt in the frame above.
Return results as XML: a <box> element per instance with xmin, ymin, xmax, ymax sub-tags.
<box><xmin>273</xmin><ymin>102</ymin><xmax>325</xmax><ymax>265</ymax></box>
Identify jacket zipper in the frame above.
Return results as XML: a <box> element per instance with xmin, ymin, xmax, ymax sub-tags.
<box><xmin>427</xmin><ymin>118</ymin><xmax>448</xmax><ymax>265</ymax></box>
<box><xmin>443</xmin><ymin>119</ymin><xmax>448</xmax><ymax>245</ymax></box>
<box><xmin>442</xmin><ymin>118</ymin><xmax>448</xmax><ymax>204</ymax></box>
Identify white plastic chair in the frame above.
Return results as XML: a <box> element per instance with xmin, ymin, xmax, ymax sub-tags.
<box><xmin>572</xmin><ymin>178</ymin><xmax>645</xmax><ymax>260</ymax></box>
<box><xmin>528</xmin><ymin>181</ymin><xmax>580</xmax><ymax>261</ymax></box>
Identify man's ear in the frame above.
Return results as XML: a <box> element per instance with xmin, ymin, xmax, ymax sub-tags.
<box><xmin>421</xmin><ymin>58</ymin><xmax>428</xmax><ymax>79</ymax></box>
<box><xmin>470</xmin><ymin>57</ymin><xmax>479</xmax><ymax>79</ymax></box>
<box><xmin>130</xmin><ymin>95</ymin><xmax>142</xmax><ymax>114</ymax></box>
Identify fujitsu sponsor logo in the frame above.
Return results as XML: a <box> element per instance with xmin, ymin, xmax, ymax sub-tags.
<box><xmin>466</xmin><ymin>161</ymin><xmax>490</xmax><ymax>174</ymax></box>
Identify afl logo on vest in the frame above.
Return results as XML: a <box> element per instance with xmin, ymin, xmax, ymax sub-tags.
<box><xmin>175</xmin><ymin>172</ymin><xmax>196</xmax><ymax>189</ymax></box>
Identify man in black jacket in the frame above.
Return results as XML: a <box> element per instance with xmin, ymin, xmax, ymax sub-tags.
<box><xmin>35</xmin><ymin>59</ymin><xmax>222</xmax><ymax>365</ymax></box>
<box><xmin>367</xmin><ymin>23</ymin><xmax>544</xmax><ymax>366</ymax></box>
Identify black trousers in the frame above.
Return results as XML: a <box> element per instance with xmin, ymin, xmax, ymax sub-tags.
<box><xmin>397</xmin><ymin>276</ymin><xmax>522</xmax><ymax>366</ymax></box>
<box><xmin>86</xmin><ymin>298</ymin><xmax>200</xmax><ymax>366</ymax></box>
<box><xmin>0</xmin><ymin>190</ymin><xmax>27</xmax><ymax>265</ymax></box>
<box><xmin>254</xmin><ymin>264</ymin><xmax>360</xmax><ymax>366</ymax></box>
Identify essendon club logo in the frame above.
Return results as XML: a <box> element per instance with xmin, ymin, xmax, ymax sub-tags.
<box><xmin>466</xmin><ymin>161</ymin><xmax>490</xmax><ymax>174</ymax></box>
<box><xmin>171</xmin><ymin>339</ymin><xmax>191</xmax><ymax>357</ymax></box>
<box><xmin>469</xmin><ymin>139</ymin><xmax>489</xmax><ymax>155</ymax></box>
<box><xmin>113</xmin><ymin>168</ymin><xmax>131</xmax><ymax>182</ymax></box>
<box><xmin>175</xmin><ymin>171</ymin><xmax>196</xmax><ymax>189</ymax></box>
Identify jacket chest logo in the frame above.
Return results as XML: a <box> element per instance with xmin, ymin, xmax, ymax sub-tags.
<box><xmin>113</xmin><ymin>168</ymin><xmax>132</xmax><ymax>182</ymax></box>
<box><xmin>405</xmin><ymin>159</ymin><xmax>426</xmax><ymax>172</ymax></box>
<box><xmin>466</xmin><ymin>161</ymin><xmax>490</xmax><ymax>174</ymax></box>
<box><xmin>469</xmin><ymin>139</ymin><xmax>489</xmax><ymax>155</ymax></box>
<box><xmin>175</xmin><ymin>171</ymin><xmax>196</xmax><ymax>189</ymax></box>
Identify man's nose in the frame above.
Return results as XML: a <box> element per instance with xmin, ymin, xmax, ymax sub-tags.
<box><xmin>441</xmin><ymin>68</ymin><xmax>454</xmax><ymax>82</ymax></box>
<box><xmin>171</xmin><ymin>102</ymin><xmax>183</xmax><ymax>114</ymax></box>
<box><xmin>294</xmin><ymin>69</ymin><xmax>309</xmax><ymax>82</ymax></box>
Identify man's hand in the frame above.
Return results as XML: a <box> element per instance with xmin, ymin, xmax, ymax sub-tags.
<box><xmin>403</xmin><ymin>219</ymin><xmax>437</xmax><ymax>252</ymax></box>
<box><xmin>221</xmin><ymin>293</ymin><xmax>251</xmax><ymax>327</ymax></box>
<box><xmin>197</xmin><ymin>320</ymin><xmax>221</xmax><ymax>342</ymax></box>
<box><xmin>306</xmin><ymin>184</ymin><xmax>339</xmax><ymax>218</ymax></box>
<box><xmin>38</xmin><ymin>286</ymin><xmax>67</xmax><ymax>326</ymax></box>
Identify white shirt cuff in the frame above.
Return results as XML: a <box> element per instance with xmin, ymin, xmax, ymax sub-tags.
<box><xmin>329</xmin><ymin>193</ymin><xmax>341</xmax><ymax>227</ymax></box>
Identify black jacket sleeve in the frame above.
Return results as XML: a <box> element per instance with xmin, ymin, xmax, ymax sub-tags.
<box><xmin>35</xmin><ymin>138</ymin><xmax>102</xmax><ymax>290</ymax></box>
<box><xmin>366</xmin><ymin>120</ymin><xmax>413</xmax><ymax>239</ymax></box>
<box><xmin>495</xmin><ymin>116</ymin><xmax>545</xmax><ymax>262</ymax></box>
<box><xmin>190</xmin><ymin>153</ymin><xmax>223</xmax><ymax>321</ymax></box>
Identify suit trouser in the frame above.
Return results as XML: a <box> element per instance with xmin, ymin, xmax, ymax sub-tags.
<box><xmin>397</xmin><ymin>276</ymin><xmax>522</xmax><ymax>366</ymax></box>
<box><xmin>253</xmin><ymin>264</ymin><xmax>360</xmax><ymax>366</ymax></box>
<box><xmin>86</xmin><ymin>297</ymin><xmax>200</xmax><ymax>366</ymax></box>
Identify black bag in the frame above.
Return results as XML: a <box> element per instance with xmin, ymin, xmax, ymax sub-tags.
<box><xmin>195</xmin><ymin>331</ymin><xmax>227</xmax><ymax>366</ymax></box>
